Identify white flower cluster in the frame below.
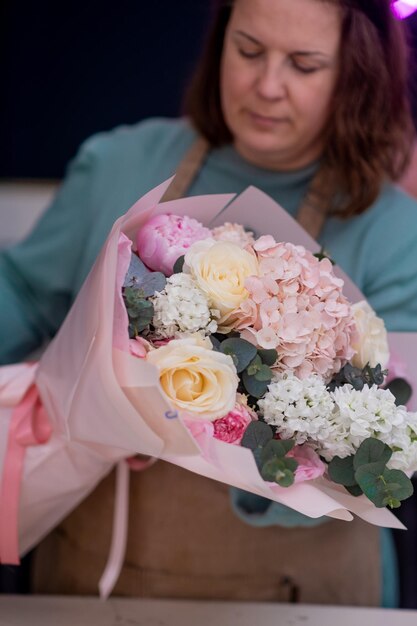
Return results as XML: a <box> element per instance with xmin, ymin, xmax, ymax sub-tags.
<box><xmin>328</xmin><ymin>385</ymin><xmax>417</xmax><ymax>470</ymax></box>
<box><xmin>258</xmin><ymin>372</ymin><xmax>336</xmax><ymax>445</ymax></box>
<box><xmin>259</xmin><ymin>372</ymin><xmax>417</xmax><ymax>471</ymax></box>
<box><xmin>151</xmin><ymin>273</ymin><xmax>218</xmax><ymax>338</ymax></box>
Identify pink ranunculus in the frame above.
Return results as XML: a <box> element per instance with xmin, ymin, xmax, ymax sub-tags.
<box><xmin>136</xmin><ymin>213</ymin><xmax>211</xmax><ymax>276</ymax></box>
<box><xmin>287</xmin><ymin>445</ymin><xmax>326</xmax><ymax>483</ymax></box>
<box><xmin>129</xmin><ymin>336</ymin><xmax>151</xmax><ymax>358</ymax></box>
<box><xmin>213</xmin><ymin>399</ymin><xmax>257</xmax><ymax>445</ymax></box>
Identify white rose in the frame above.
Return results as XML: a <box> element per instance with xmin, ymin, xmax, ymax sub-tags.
<box><xmin>184</xmin><ymin>239</ymin><xmax>258</xmax><ymax>330</ymax></box>
<box><xmin>146</xmin><ymin>335</ymin><xmax>239</xmax><ymax>420</ymax></box>
<box><xmin>350</xmin><ymin>301</ymin><xmax>389</xmax><ymax>369</ymax></box>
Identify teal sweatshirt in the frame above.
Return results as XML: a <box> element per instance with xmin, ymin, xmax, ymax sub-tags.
<box><xmin>1</xmin><ymin>118</ymin><xmax>417</xmax><ymax>605</ymax></box>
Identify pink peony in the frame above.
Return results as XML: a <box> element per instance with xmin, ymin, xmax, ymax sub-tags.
<box><xmin>287</xmin><ymin>445</ymin><xmax>326</xmax><ymax>483</ymax></box>
<box><xmin>213</xmin><ymin>399</ymin><xmax>257</xmax><ymax>445</ymax></box>
<box><xmin>136</xmin><ymin>213</ymin><xmax>211</xmax><ymax>276</ymax></box>
<box><xmin>234</xmin><ymin>239</ymin><xmax>357</xmax><ymax>380</ymax></box>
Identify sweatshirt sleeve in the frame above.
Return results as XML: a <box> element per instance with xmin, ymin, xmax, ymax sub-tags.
<box><xmin>0</xmin><ymin>139</ymin><xmax>98</xmax><ymax>364</ymax></box>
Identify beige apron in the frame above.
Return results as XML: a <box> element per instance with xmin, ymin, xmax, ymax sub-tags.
<box><xmin>32</xmin><ymin>139</ymin><xmax>381</xmax><ymax>606</ymax></box>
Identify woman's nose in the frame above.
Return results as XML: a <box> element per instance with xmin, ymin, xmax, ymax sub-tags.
<box><xmin>255</xmin><ymin>61</ymin><xmax>287</xmax><ymax>101</ymax></box>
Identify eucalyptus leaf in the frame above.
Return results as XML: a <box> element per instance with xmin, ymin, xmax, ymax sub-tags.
<box><xmin>355</xmin><ymin>462</ymin><xmax>388</xmax><ymax>507</ymax></box>
<box><xmin>209</xmin><ymin>335</ymin><xmax>221</xmax><ymax>351</ymax></box>
<box><xmin>246</xmin><ymin>355</ymin><xmax>262</xmax><ymax>376</ymax></box>
<box><xmin>254</xmin><ymin>364</ymin><xmax>273</xmax><ymax>382</ymax></box>
<box><xmin>219</xmin><ymin>338</ymin><xmax>257</xmax><ymax>373</ymax></box>
<box><xmin>123</xmin><ymin>254</ymin><xmax>150</xmax><ymax>287</ymax></box>
<box><xmin>346</xmin><ymin>484</ymin><xmax>363</xmax><ymax>497</ymax></box>
<box><xmin>353</xmin><ymin>438</ymin><xmax>392</xmax><ymax>470</ymax></box>
<box><xmin>139</xmin><ymin>272</ymin><xmax>166</xmax><ymax>297</ymax></box>
<box><xmin>241</xmin><ymin>421</ymin><xmax>273</xmax><ymax>451</ymax></box>
<box><xmin>261</xmin><ymin>458</ymin><xmax>296</xmax><ymax>487</ymax></box>
<box><xmin>261</xmin><ymin>438</ymin><xmax>295</xmax><ymax>462</ymax></box>
<box><xmin>385</xmin><ymin>378</ymin><xmax>412</xmax><ymax>407</ymax></box>
<box><xmin>328</xmin><ymin>455</ymin><xmax>357</xmax><ymax>487</ymax></box>
<box><xmin>257</xmin><ymin>348</ymin><xmax>278</xmax><ymax>367</ymax></box>
<box><xmin>242</xmin><ymin>370</ymin><xmax>269</xmax><ymax>398</ymax></box>
<box><xmin>173</xmin><ymin>255</ymin><xmax>185</xmax><ymax>274</ymax></box>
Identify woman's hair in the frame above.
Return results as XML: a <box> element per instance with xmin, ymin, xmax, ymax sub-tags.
<box><xmin>184</xmin><ymin>0</ymin><xmax>415</xmax><ymax>218</ymax></box>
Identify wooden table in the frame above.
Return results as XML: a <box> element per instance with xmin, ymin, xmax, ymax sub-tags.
<box><xmin>1</xmin><ymin>596</ymin><xmax>417</xmax><ymax>626</ymax></box>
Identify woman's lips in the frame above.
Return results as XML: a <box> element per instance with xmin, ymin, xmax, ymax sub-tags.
<box><xmin>247</xmin><ymin>110</ymin><xmax>289</xmax><ymax>128</ymax></box>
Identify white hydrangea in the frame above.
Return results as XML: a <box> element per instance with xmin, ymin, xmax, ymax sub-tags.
<box><xmin>258</xmin><ymin>371</ymin><xmax>336</xmax><ymax>445</ymax></box>
<box><xmin>151</xmin><ymin>273</ymin><xmax>218</xmax><ymax>338</ymax></box>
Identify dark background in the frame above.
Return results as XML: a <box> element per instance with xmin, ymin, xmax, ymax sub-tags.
<box><xmin>1</xmin><ymin>2</ymin><xmax>417</xmax><ymax>180</ymax></box>
<box><xmin>0</xmin><ymin>1</ymin><xmax>212</xmax><ymax>179</ymax></box>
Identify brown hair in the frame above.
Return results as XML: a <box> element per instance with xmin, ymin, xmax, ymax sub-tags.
<box><xmin>184</xmin><ymin>0</ymin><xmax>415</xmax><ymax>218</ymax></box>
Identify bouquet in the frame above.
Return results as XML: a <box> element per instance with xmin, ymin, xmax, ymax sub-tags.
<box><xmin>122</xmin><ymin>199</ymin><xmax>416</xmax><ymax>512</ymax></box>
<box><xmin>1</xmin><ymin>178</ymin><xmax>416</xmax><ymax>596</ymax></box>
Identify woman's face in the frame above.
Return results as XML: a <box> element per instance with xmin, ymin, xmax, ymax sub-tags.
<box><xmin>220</xmin><ymin>0</ymin><xmax>342</xmax><ymax>170</ymax></box>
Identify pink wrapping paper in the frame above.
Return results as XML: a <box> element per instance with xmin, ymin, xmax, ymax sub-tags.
<box><xmin>33</xmin><ymin>178</ymin><xmax>412</xmax><ymax>530</ymax></box>
<box><xmin>0</xmin><ymin>363</ymin><xmax>115</xmax><ymax>558</ymax></box>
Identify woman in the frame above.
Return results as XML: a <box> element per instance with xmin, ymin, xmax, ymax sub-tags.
<box><xmin>1</xmin><ymin>0</ymin><xmax>416</xmax><ymax>607</ymax></box>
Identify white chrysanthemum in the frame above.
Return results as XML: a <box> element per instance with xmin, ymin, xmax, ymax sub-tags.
<box><xmin>151</xmin><ymin>273</ymin><xmax>218</xmax><ymax>338</ymax></box>
<box><xmin>258</xmin><ymin>371</ymin><xmax>335</xmax><ymax>445</ymax></box>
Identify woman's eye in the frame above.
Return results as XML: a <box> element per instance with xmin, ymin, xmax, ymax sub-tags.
<box><xmin>292</xmin><ymin>61</ymin><xmax>319</xmax><ymax>74</ymax></box>
<box><xmin>238</xmin><ymin>48</ymin><xmax>262</xmax><ymax>59</ymax></box>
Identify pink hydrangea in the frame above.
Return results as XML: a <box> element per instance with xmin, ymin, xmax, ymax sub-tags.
<box><xmin>235</xmin><ymin>238</ymin><xmax>357</xmax><ymax>380</ymax></box>
<box><xmin>136</xmin><ymin>213</ymin><xmax>211</xmax><ymax>276</ymax></box>
<box><xmin>213</xmin><ymin>399</ymin><xmax>257</xmax><ymax>445</ymax></box>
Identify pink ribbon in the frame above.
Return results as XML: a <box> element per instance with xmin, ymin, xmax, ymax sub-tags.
<box><xmin>98</xmin><ymin>455</ymin><xmax>156</xmax><ymax>599</ymax></box>
<box><xmin>0</xmin><ymin>384</ymin><xmax>52</xmax><ymax>564</ymax></box>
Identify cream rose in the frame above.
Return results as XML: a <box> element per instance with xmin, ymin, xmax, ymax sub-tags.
<box><xmin>350</xmin><ymin>301</ymin><xmax>389</xmax><ymax>369</ymax></box>
<box><xmin>184</xmin><ymin>239</ymin><xmax>259</xmax><ymax>330</ymax></box>
<box><xmin>146</xmin><ymin>335</ymin><xmax>239</xmax><ymax>420</ymax></box>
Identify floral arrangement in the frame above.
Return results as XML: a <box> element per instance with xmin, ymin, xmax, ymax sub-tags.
<box><xmin>124</xmin><ymin>213</ymin><xmax>416</xmax><ymax>511</ymax></box>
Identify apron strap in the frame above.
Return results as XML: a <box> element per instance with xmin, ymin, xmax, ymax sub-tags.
<box><xmin>160</xmin><ymin>136</ymin><xmax>326</xmax><ymax>240</ymax></box>
<box><xmin>161</xmin><ymin>136</ymin><xmax>210</xmax><ymax>203</ymax></box>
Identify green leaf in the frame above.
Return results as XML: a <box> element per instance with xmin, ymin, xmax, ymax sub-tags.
<box><xmin>381</xmin><ymin>469</ymin><xmax>414</xmax><ymax>503</ymax></box>
<box><xmin>261</xmin><ymin>438</ymin><xmax>295</xmax><ymax>462</ymax></box>
<box><xmin>354</xmin><ymin>463</ymin><xmax>413</xmax><ymax>508</ymax></box>
<box><xmin>261</xmin><ymin>457</ymin><xmax>296</xmax><ymax>487</ymax></box>
<box><xmin>209</xmin><ymin>335</ymin><xmax>221</xmax><ymax>351</ymax></box>
<box><xmin>252</xmin><ymin>447</ymin><xmax>264</xmax><ymax>471</ymax></box>
<box><xmin>246</xmin><ymin>355</ymin><xmax>262</xmax><ymax>376</ymax></box>
<box><xmin>254</xmin><ymin>364</ymin><xmax>273</xmax><ymax>382</ymax></box>
<box><xmin>385</xmin><ymin>378</ymin><xmax>412</xmax><ymax>407</ymax></box>
<box><xmin>353</xmin><ymin>438</ymin><xmax>392</xmax><ymax>471</ymax></box>
<box><xmin>173</xmin><ymin>255</ymin><xmax>185</xmax><ymax>274</ymax></box>
<box><xmin>219</xmin><ymin>338</ymin><xmax>257</xmax><ymax>373</ymax></box>
<box><xmin>355</xmin><ymin>462</ymin><xmax>387</xmax><ymax>507</ymax></box>
<box><xmin>328</xmin><ymin>455</ymin><xmax>357</xmax><ymax>487</ymax></box>
<box><xmin>124</xmin><ymin>254</ymin><xmax>149</xmax><ymax>287</ymax></box>
<box><xmin>346</xmin><ymin>484</ymin><xmax>363</xmax><ymax>497</ymax></box>
<box><xmin>241</xmin><ymin>421</ymin><xmax>273</xmax><ymax>451</ymax></box>
<box><xmin>138</xmin><ymin>272</ymin><xmax>166</xmax><ymax>297</ymax></box>
<box><xmin>242</xmin><ymin>370</ymin><xmax>269</xmax><ymax>398</ymax></box>
<box><xmin>257</xmin><ymin>349</ymin><xmax>278</xmax><ymax>367</ymax></box>
<box><xmin>314</xmin><ymin>247</ymin><xmax>335</xmax><ymax>265</ymax></box>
